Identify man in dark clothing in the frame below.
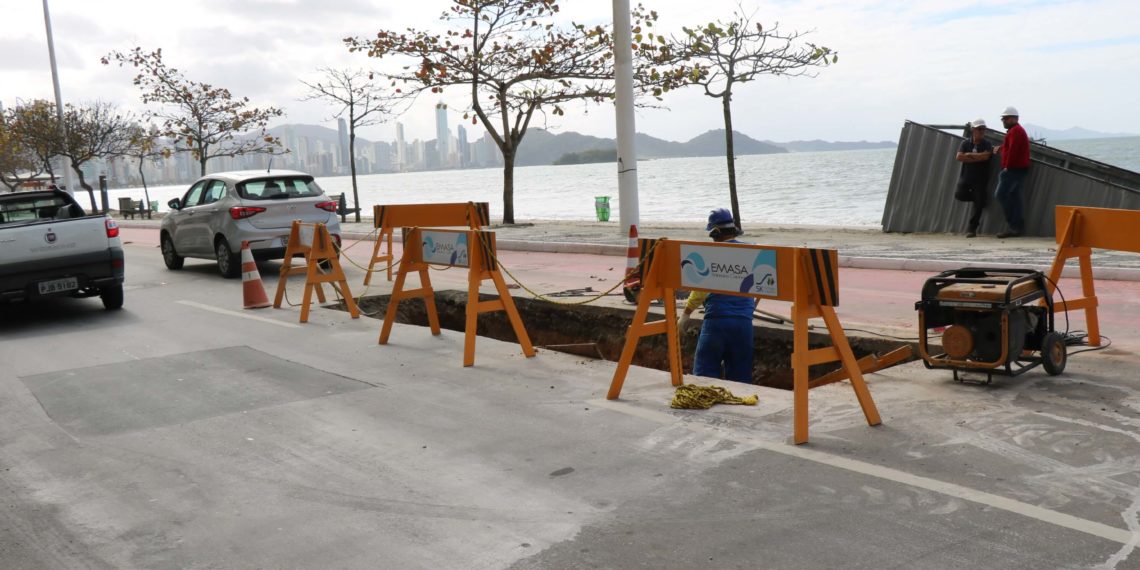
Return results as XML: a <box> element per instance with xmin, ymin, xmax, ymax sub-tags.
<box><xmin>955</xmin><ymin>118</ymin><xmax>994</xmax><ymax>238</ymax></box>
<box><xmin>993</xmin><ymin>106</ymin><xmax>1031</xmax><ymax>238</ymax></box>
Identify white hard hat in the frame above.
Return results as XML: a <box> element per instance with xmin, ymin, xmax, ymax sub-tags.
<box><xmin>971</xmin><ymin>118</ymin><xmax>987</xmax><ymax>129</ymax></box>
<box><xmin>1000</xmin><ymin>106</ymin><xmax>1019</xmax><ymax>117</ymax></box>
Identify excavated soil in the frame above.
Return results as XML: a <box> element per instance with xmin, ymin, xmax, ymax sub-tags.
<box><xmin>345</xmin><ymin>291</ymin><xmax>915</xmax><ymax>390</ymax></box>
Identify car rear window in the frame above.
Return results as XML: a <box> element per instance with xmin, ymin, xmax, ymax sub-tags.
<box><xmin>0</xmin><ymin>194</ymin><xmax>81</xmax><ymax>224</ymax></box>
<box><xmin>236</xmin><ymin>177</ymin><xmax>323</xmax><ymax>200</ymax></box>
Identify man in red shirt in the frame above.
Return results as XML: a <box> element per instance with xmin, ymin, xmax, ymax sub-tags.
<box><xmin>993</xmin><ymin>106</ymin><xmax>1031</xmax><ymax>238</ymax></box>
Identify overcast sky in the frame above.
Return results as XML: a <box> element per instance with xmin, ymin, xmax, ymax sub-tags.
<box><xmin>2</xmin><ymin>0</ymin><xmax>1138</xmax><ymax>146</ymax></box>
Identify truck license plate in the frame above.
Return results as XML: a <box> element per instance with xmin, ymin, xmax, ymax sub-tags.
<box><xmin>38</xmin><ymin>277</ymin><xmax>78</xmax><ymax>295</ymax></box>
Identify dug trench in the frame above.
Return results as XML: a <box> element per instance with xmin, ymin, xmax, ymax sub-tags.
<box><xmin>338</xmin><ymin>291</ymin><xmax>917</xmax><ymax>390</ymax></box>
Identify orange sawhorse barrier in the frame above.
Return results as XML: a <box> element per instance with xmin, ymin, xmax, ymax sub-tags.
<box><xmin>606</xmin><ymin>238</ymin><xmax>881</xmax><ymax>445</ymax></box>
<box><xmin>379</xmin><ymin>227</ymin><xmax>534</xmax><ymax>367</ymax></box>
<box><xmin>1046</xmin><ymin>206</ymin><xmax>1140</xmax><ymax>347</ymax></box>
<box><xmin>272</xmin><ymin>221</ymin><xmax>360</xmax><ymax>323</ymax></box>
<box><xmin>365</xmin><ymin>202</ymin><xmax>490</xmax><ymax>285</ymax></box>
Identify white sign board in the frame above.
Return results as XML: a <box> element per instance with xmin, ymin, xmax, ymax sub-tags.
<box><xmin>421</xmin><ymin>230</ymin><xmax>469</xmax><ymax>267</ymax></box>
<box><xmin>679</xmin><ymin>244</ymin><xmax>778</xmax><ymax>296</ymax></box>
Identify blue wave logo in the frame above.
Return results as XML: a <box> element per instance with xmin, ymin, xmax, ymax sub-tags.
<box><xmin>681</xmin><ymin>252</ymin><xmax>710</xmax><ymax>282</ymax></box>
<box><xmin>451</xmin><ymin>234</ymin><xmax>468</xmax><ymax>265</ymax></box>
<box><xmin>423</xmin><ymin>236</ymin><xmax>435</xmax><ymax>254</ymax></box>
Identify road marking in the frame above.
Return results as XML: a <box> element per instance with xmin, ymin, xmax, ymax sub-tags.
<box><xmin>589</xmin><ymin>398</ymin><xmax>1134</xmax><ymax>545</ymax></box>
<box><xmin>177</xmin><ymin>300</ymin><xmax>300</xmax><ymax>329</ymax></box>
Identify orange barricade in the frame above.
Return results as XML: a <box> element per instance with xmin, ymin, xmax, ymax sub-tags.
<box><xmin>366</xmin><ymin>202</ymin><xmax>490</xmax><ymax>284</ymax></box>
<box><xmin>606</xmin><ymin>238</ymin><xmax>880</xmax><ymax>445</ymax></box>
<box><xmin>1046</xmin><ymin>206</ymin><xmax>1140</xmax><ymax>347</ymax></box>
<box><xmin>273</xmin><ymin>221</ymin><xmax>360</xmax><ymax>323</ymax></box>
<box><xmin>379</xmin><ymin>227</ymin><xmax>534</xmax><ymax>367</ymax></box>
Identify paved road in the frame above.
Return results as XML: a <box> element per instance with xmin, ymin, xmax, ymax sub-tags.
<box><xmin>2</xmin><ymin>233</ymin><xmax>1139</xmax><ymax>568</ymax></box>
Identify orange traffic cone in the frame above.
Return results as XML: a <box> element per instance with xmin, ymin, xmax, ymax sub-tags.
<box><xmin>622</xmin><ymin>224</ymin><xmax>640</xmax><ymax>303</ymax></box>
<box><xmin>241</xmin><ymin>241</ymin><xmax>271</xmax><ymax>309</ymax></box>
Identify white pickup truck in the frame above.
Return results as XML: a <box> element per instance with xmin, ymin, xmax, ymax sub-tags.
<box><xmin>0</xmin><ymin>189</ymin><xmax>125</xmax><ymax>310</ymax></box>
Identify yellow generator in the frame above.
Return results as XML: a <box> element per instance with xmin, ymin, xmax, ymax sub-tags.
<box><xmin>916</xmin><ymin>268</ymin><xmax>1067</xmax><ymax>384</ymax></box>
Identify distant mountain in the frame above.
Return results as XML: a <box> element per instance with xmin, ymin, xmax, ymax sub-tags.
<box><xmin>768</xmin><ymin>139</ymin><xmax>897</xmax><ymax>152</ymax></box>
<box><xmin>1020</xmin><ymin>124</ymin><xmax>1137</xmax><ymax>141</ymax></box>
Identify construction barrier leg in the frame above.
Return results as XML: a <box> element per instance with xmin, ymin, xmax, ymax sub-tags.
<box><xmin>607</xmin><ymin>295</ymin><xmax>654</xmax><ymax>400</ymax></box>
<box><xmin>820</xmin><ymin>306</ymin><xmax>882</xmax><ymax>427</ymax></box>
<box><xmin>792</xmin><ymin>302</ymin><xmax>811</xmax><ymax>445</ymax></box>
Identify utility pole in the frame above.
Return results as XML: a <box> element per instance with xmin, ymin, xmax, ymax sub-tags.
<box><xmin>42</xmin><ymin>0</ymin><xmax>76</xmax><ymax>198</ymax></box>
<box><xmin>612</xmin><ymin>0</ymin><xmax>639</xmax><ymax>235</ymax></box>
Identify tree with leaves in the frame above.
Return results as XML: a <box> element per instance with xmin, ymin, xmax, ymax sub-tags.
<box><xmin>0</xmin><ymin>108</ymin><xmax>47</xmax><ymax>192</ymax></box>
<box><xmin>5</xmin><ymin>99</ymin><xmax>63</xmax><ymax>188</ymax></box>
<box><xmin>347</xmin><ymin>0</ymin><xmax>642</xmax><ymax>224</ymax></box>
<box><xmin>122</xmin><ymin>123</ymin><xmax>171</xmax><ymax>212</ymax></box>
<box><xmin>60</xmin><ymin>101</ymin><xmax>135</xmax><ymax>208</ymax></box>
<box><xmin>102</xmin><ymin>47</ymin><xmax>284</xmax><ymax>176</ymax></box>
<box><xmin>653</xmin><ymin>10</ymin><xmax>836</xmax><ymax>230</ymax></box>
<box><xmin>302</xmin><ymin>68</ymin><xmax>403</xmax><ymax>223</ymax></box>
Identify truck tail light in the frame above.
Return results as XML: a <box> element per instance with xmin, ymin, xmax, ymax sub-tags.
<box><xmin>105</xmin><ymin>217</ymin><xmax>120</xmax><ymax>238</ymax></box>
<box><xmin>230</xmin><ymin>206</ymin><xmax>267</xmax><ymax>220</ymax></box>
<box><xmin>315</xmin><ymin>201</ymin><xmax>338</xmax><ymax>213</ymax></box>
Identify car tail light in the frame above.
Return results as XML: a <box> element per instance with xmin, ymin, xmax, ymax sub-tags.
<box><xmin>230</xmin><ymin>206</ymin><xmax>267</xmax><ymax>220</ymax></box>
<box><xmin>315</xmin><ymin>201</ymin><xmax>338</xmax><ymax>213</ymax></box>
<box><xmin>105</xmin><ymin>217</ymin><xmax>120</xmax><ymax>238</ymax></box>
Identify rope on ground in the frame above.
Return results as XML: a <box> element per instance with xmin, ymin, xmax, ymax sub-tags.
<box><xmin>670</xmin><ymin>384</ymin><xmax>758</xmax><ymax>409</ymax></box>
<box><xmin>472</xmin><ymin>229</ymin><xmax>659</xmax><ymax>306</ymax></box>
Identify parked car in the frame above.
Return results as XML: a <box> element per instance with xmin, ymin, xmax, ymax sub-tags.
<box><xmin>0</xmin><ymin>189</ymin><xmax>125</xmax><ymax>309</ymax></box>
<box><xmin>160</xmin><ymin>170</ymin><xmax>342</xmax><ymax>277</ymax></box>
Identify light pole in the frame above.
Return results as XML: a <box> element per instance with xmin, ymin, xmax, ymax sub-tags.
<box><xmin>612</xmin><ymin>0</ymin><xmax>639</xmax><ymax>235</ymax></box>
<box><xmin>42</xmin><ymin>0</ymin><xmax>77</xmax><ymax>199</ymax></box>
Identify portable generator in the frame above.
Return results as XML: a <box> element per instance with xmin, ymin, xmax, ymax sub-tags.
<box><xmin>915</xmin><ymin>268</ymin><xmax>1067</xmax><ymax>383</ymax></box>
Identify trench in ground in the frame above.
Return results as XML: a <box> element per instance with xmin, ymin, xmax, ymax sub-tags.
<box><xmin>343</xmin><ymin>291</ymin><xmax>915</xmax><ymax>390</ymax></box>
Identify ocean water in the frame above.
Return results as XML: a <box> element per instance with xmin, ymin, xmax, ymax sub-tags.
<box><xmin>109</xmin><ymin>136</ymin><xmax>1140</xmax><ymax>227</ymax></box>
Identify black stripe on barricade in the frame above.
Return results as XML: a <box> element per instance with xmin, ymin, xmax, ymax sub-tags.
<box><xmin>637</xmin><ymin>238</ymin><xmax>658</xmax><ymax>280</ymax></box>
<box><xmin>474</xmin><ymin>202</ymin><xmax>489</xmax><ymax>227</ymax></box>
<box><xmin>820</xmin><ymin>249</ymin><xmax>838</xmax><ymax>306</ymax></box>
<box><xmin>375</xmin><ymin>205</ymin><xmax>386</xmax><ymax>229</ymax></box>
<box><xmin>477</xmin><ymin>230</ymin><xmax>496</xmax><ymax>271</ymax></box>
<box><xmin>807</xmin><ymin>248</ymin><xmax>839</xmax><ymax>307</ymax></box>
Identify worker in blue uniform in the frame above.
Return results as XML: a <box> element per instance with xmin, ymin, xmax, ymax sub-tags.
<box><xmin>678</xmin><ymin>208</ymin><xmax>757</xmax><ymax>382</ymax></box>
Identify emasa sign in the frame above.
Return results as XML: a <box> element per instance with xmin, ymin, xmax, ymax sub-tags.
<box><xmin>422</xmin><ymin>230</ymin><xmax>469</xmax><ymax>267</ymax></box>
<box><xmin>679</xmin><ymin>244</ymin><xmax>778</xmax><ymax>297</ymax></box>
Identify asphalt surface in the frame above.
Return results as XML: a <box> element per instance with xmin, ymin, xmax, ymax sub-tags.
<box><xmin>2</xmin><ymin>225</ymin><xmax>1140</xmax><ymax>569</ymax></box>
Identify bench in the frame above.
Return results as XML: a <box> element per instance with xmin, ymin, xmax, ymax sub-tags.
<box><xmin>117</xmin><ymin>197</ymin><xmax>139</xmax><ymax>219</ymax></box>
<box><xmin>337</xmin><ymin>193</ymin><xmax>360</xmax><ymax>223</ymax></box>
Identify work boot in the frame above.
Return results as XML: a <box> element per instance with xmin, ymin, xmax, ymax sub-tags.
<box><xmin>966</xmin><ymin>231</ymin><xmax>977</xmax><ymax>238</ymax></box>
<box><xmin>996</xmin><ymin>229</ymin><xmax>1021</xmax><ymax>239</ymax></box>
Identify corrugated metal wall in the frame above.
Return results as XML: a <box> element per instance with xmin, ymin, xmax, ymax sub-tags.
<box><xmin>882</xmin><ymin>121</ymin><xmax>1140</xmax><ymax>236</ymax></box>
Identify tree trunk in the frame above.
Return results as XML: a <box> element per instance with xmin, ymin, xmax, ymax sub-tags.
<box><xmin>138</xmin><ymin>159</ymin><xmax>151</xmax><ymax>214</ymax></box>
<box><xmin>199</xmin><ymin>155</ymin><xmax>207</xmax><ymax>177</ymax></box>
<box><xmin>722</xmin><ymin>94</ymin><xmax>742</xmax><ymax>231</ymax></box>
<box><xmin>501</xmin><ymin>147</ymin><xmax>515</xmax><ymax>224</ymax></box>
<box><xmin>71</xmin><ymin>163</ymin><xmax>97</xmax><ymax>211</ymax></box>
<box><xmin>349</xmin><ymin>130</ymin><xmax>360</xmax><ymax>223</ymax></box>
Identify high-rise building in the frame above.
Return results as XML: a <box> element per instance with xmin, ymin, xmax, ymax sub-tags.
<box><xmin>435</xmin><ymin>102</ymin><xmax>450</xmax><ymax>168</ymax></box>
<box><xmin>456</xmin><ymin>124</ymin><xmax>470</xmax><ymax>168</ymax></box>
<box><xmin>373</xmin><ymin>141</ymin><xmax>392</xmax><ymax>171</ymax></box>
<box><xmin>395</xmin><ymin>122</ymin><xmax>407</xmax><ymax>171</ymax></box>
<box><xmin>337</xmin><ymin>118</ymin><xmax>349</xmax><ymax>171</ymax></box>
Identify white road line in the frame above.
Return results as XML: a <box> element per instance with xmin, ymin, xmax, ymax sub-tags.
<box><xmin>177</xmin><ymin>300</ymin><xmax>301</xmax><ymax>329</ymax></box>
<box><xmin>590</xmin><ymin>398</ymin><xmax>1133</xmax><ymax>545</ymax></box>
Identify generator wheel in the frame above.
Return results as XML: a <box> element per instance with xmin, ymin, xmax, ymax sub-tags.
<box><xmin>1042</xmin><ymin>332</ymin><xmax>1067</xmax><ymax>376</ymax></box>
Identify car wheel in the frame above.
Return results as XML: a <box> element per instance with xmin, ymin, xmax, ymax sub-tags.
<box><xmin>101</xmin><ymin>284</ymin><xmax>124</xmax><ymax>310</ymax></box>
<box><xmin>215</xmin><ymin>237</ymin><xmax>241</xmax><ymax>278</ymax></box>
<box><xmin>161</xmin><ymin>234</ymin><xmax>184</xmax><ymax>270</ymax></box>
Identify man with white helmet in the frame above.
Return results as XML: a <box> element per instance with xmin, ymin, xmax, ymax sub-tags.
<box><xmin>678</xmin><ymin>208</ymin><xmax>758</xmax><ymax>383</ymax></box>
<box><xmin>955</xmin><ymin>118</ymin><xmax>995</xmax><ymax>238</ymax></box>
<box><xmin>992</xmin><ymin>106</ymin><xmax>1031</xmax><ymax>238</ymax></box>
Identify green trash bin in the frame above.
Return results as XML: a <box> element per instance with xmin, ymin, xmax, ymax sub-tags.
<box><xmin>594</xmin><ymin>196</ymin><xmax>611</xmax><ymax>222</ymax></box>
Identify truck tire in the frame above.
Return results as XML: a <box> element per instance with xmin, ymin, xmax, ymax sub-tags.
<box><xmin>101</xmin><ymin>284</ymin><xmax>124</xmax><ymax>310</ymax></box>
<box><xmin>162</xmin><ymin>234</ymin><xmax>184</xmax><ymax>270</ymax></box>
<box><xmin>215</xmin><ymin>237</ymin><xmax>241</xmax><ymax>278</ymax></box>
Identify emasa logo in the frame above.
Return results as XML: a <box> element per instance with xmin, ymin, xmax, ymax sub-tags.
<box><xmin>681</xmin><ymin>252</ymin><xmax>710</xmax><ymax>282</ymax></box>
<box><xmin>740</xmin><ymin>251</ymin><xmax>777</xmax><ymax>294</ymax></box>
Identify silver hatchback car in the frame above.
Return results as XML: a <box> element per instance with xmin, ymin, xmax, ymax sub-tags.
<box><xmin>160</xmin><ymin>170</ymin><xmax>342</xmax><ymax>277</ymax></box>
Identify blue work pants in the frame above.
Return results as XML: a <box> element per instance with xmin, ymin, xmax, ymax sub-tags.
<box><xmin>994</xmin><ymin>168</ymin><xmax>1028</xmax><ymax>232</ymax></box>
<box><xmin>692</xmin><ymin>317</ymin><xmax>754</xmax><ymax>383</ymax></box>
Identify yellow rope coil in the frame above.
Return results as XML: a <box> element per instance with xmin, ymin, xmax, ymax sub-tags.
<box><xmin>670</xmin><ymin>384</ymin><xmax>758</xmax><ymax>409</ymax></box>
